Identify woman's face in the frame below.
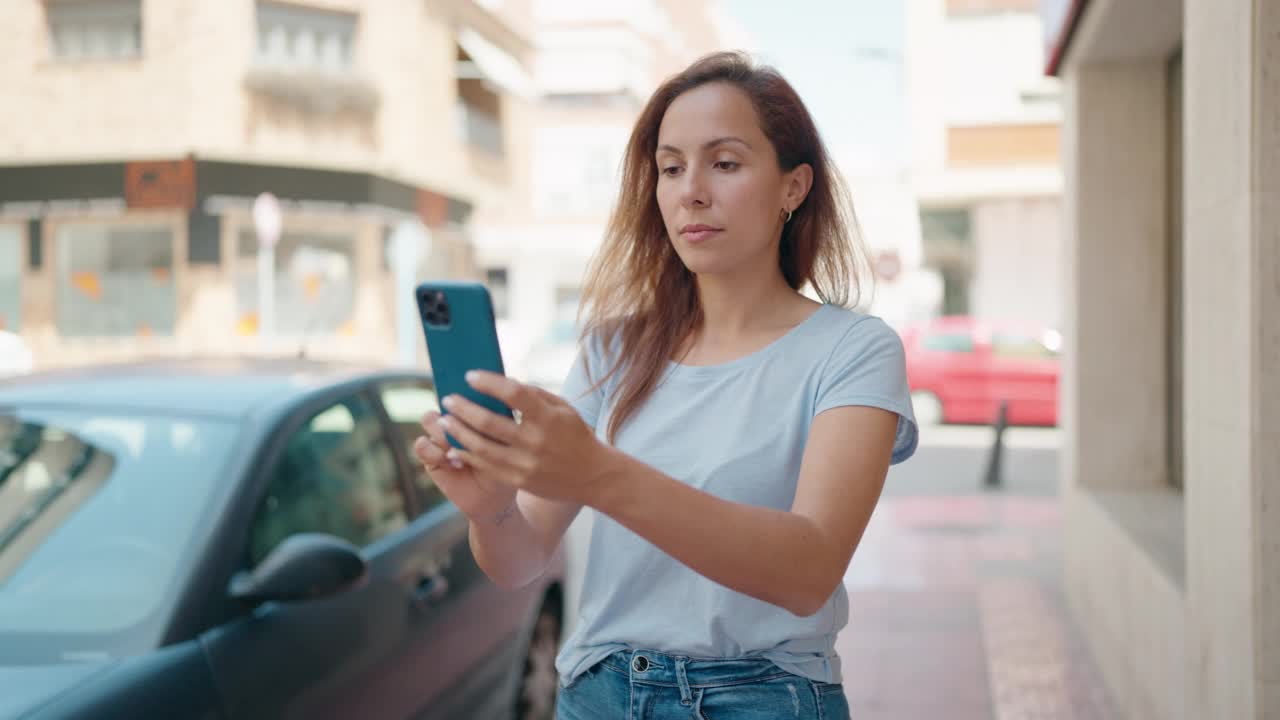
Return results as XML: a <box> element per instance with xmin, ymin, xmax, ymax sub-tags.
<box><xmin>654</xmin><ymin>82</ymin><xmax>811</xmax><ymax>279</ymax></box>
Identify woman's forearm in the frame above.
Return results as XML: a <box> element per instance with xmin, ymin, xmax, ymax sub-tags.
<box><xmin>587</xmin><ymin>447</ymin><xmax>852</xmax><ymax>616</ymax></box>
<box><xmin>467</xmin><ymin>494</ymin><xmax>554</xmax><ymax>590</ymax></box>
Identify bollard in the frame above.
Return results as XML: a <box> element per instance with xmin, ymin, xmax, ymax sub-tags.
<box><xmin>983</xmin><ymin>400</ymin><xmax>1008</xmax><ymax>489</ymax></box>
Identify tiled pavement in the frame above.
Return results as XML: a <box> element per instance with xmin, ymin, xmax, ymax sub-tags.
<box><xmin>835</xmin><ymin>494</ymin><xmax>1116</xmax><ymax>720</ymax></box>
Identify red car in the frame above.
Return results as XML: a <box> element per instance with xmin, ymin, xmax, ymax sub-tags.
<box><xmin>900</xmin><ymin>316</ymin><xmax>1061</xmax><ymax>427</ymax></box>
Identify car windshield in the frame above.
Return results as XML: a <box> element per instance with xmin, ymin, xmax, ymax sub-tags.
<box><xmin>0</xmin><ymin>406</ymin><xmax>239</xmax><ymax>664</ymax></box>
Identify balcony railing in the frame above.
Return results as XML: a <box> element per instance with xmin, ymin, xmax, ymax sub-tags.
<box><xmin>244</xmin><ymin>66</ymin><xmax>380</xmax><ymax>115</ymax></box>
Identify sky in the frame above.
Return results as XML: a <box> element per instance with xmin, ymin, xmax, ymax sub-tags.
<box><xmin>717</xmin><ymin>0</ymin><xmax>908</xmax><ymax>178</ymax></box>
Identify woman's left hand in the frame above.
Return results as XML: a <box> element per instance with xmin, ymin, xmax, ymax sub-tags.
<box><xmin>436</xmin><ymin>370</ymin><xmax>616</xmax><ymax>505</ymax></box>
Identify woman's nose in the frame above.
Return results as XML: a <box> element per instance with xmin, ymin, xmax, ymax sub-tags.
<box><xmin>680</xmin><ymin>168</ymin><xmax>710</xmax><ymax>208</ymax></box>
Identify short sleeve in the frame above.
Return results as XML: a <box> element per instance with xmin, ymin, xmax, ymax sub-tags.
<box><xmin>814</xmin><ymin>317</ymin><xmax>918</xmax><ymax>464</ymax></box>
<box><xmin>558</xmin><ymin>331</ymin><xmax>609</xmax><ymax>430</ymax></box>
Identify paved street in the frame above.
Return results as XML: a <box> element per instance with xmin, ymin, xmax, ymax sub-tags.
<box><xmin>884</xmin><ymin>424</ymin><xmax>1061</xmax><ymax>497</ymax></box>
<box><xmin>837</xmin><ymin>425</ymin><xmax>1116</xmax><ymax>720</ymax></box>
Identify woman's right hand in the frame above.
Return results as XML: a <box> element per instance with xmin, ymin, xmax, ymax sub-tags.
<box><xmin>414</xmin><ymin>410</ymin><xmax>517</xmax><ymax>522</ymax></box>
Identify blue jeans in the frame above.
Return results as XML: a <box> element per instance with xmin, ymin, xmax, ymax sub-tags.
<box><xmin>556</xmin><ymin>649</ymin><xmax>850</xmax><ymax>719</ymax></box>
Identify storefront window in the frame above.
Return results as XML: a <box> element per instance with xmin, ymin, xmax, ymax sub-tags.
<box><xmin>0</xmin><ymin>225</ymin><xmax>20</xmax><ymax>332</ymax></box>
<box><xmin>235</xmin><ymin>230</ymin><xmax>356</xmax><ymax>337</ymax></box>
<box><xmin>56</xmin><ymin>222</ymin><xmax>175</xmax><ymax>337</ymax></box>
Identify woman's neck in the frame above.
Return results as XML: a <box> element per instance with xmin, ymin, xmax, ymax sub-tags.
<box><xmin>694</xmin><ymin>270</ymin><xmax>816</xmax><ymax>341</ymax></box>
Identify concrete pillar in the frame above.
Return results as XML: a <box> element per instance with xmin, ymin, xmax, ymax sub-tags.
<box><xmin>1183</xmin><ymin>0</ymin><xmax>1280</xmax><ymax>717</ymax></box>
<box><xmin>1061</xmin><ymin>56</ymin><xmax>1189</xmax><ymax>720</ymax></box>
<box><xmin>1255</xmin><ymin>4</ymin><xmax>1280</xmax><ymax>718</ymax></box>
<box><xmin>1063</xmin><ymin>61</ymin><xmax>1170</xmax><ymax>494</ymax></box>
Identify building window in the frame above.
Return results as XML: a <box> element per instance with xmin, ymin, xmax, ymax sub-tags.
<box><xmin>255</xmin><ymin>2</ymin><xmax>356</xmax><ymax>70</ymax></box>
<box><xmin>456</xmin><ymin>45</ymin><xmax>505</xmax><ymax>156</ymax></box>
<box><xmin>47</xmin><ymin>0</ymin><xmax>142</xmax><ymax>61</ymax></box>
<box><xmin>456</xmin><ymin>99</ymin><xmax>504</xmax><ymax>155</ymax></box>
<box><xmin>584</xmin><ymin>146</ymin><xmax>619</xmax><ymax>210</ymax></box>
<box><xmin>55</xmin><ymin>222</ymin><xmax>176</xmax><ymax>337</ymax></box>
<box><xmin>1167</xmin><ymin>49</ymin><xmax>1184</xmax><ymax>490</ymax></box>
<box><xmin>533</xmin><ymin>129</ymin><xmax>628</xmax><ymax>217</ymax></box>
<box><xmin>0</xmin><ymin>226</ymin><xmax>21</xmax><ymax>332</ymax></box>
<box><xmin>920</xmin><ymin>208</ymin><xmax>974</xmax><ymax>316</ymax></box>
<box><xmin>485</xmin><ymin>267</ymin><xmax>509</xmax><ymax>319</ymax></box>
<box><xmin>235</xmin><ymin>229</ymin><xmax>356</xmax><ymax>337</ymax></box>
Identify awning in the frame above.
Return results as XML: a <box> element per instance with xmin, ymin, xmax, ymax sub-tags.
<box><xmin>1042</xmin><ymin>0</ymin><xmax>1090</xmax><ymax>76</ymax></box>
<box><xmin>457</xmin><ymin>29</ymin><xmax>538</xmax><ymax>101</ymax></box>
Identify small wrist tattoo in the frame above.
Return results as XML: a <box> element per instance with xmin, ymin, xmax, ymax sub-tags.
<box><xmin>491</xmin><ymin>499</ymin><xmax>518</xmax><ymax>526</ymax></box>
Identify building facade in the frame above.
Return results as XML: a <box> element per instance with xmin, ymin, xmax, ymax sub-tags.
<box><xmin>1047</xmin><ymin>0</ymin><xmax>1279</xmax><ymax>717</ymax></box>
<box><xmin>0</xmin><ymin>0</ymin><xmax>534</xmax><ymax>368</ymax></box>
<box><xmin>906</xmin><ymin>0</ymin><xmax>1064</xmax><ymax>330</ymax></box>
<box><xmin>468</xmin><ymin>0</ymin><xmax>731</xmax><ymax>385</ymax></box>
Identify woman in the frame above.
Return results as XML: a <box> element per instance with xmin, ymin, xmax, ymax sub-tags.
<box><xmin>414</xmin><ymin>51</ymin><xmax>917</xmax><ymax>719</ymax></box>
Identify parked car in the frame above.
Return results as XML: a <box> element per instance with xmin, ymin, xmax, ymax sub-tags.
<box><xmin>900</xmin><ymin>316</ymin><xmax>1061</xmax><ymax>427</ymax></box>
<box><xmin>0</xmin><ymin>358</ymin><xmax>564</xmax><ymax>720</ymax></box>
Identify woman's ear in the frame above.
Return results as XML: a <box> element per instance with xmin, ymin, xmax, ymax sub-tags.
<box><xmin>783</xmin><ymin>163</ymin><xmax>814</xmax><ymax>213</ymax></box>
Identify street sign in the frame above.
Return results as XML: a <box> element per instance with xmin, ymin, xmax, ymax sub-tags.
<box><xmin>389</xmin><ymin>219</ymin><xmax>432</xmax><ymax>366</ymax></box>
<box><xmin>252</xmin><ymin>192</ymin><xmax>282</xmax><ymax>343</ymax></box>
<box><xmin>390</xmin><ymin>218</ymin><xmax>428</xmax><ymax>269</ymax></box>
<box><xmin>252</xmin><ymin>192</ymin><xmax>282</xmax><ymax>249</ymax></box>
<box><xmin>875</xmin><ymin>250</ymin><xmax>902</xmax><ymax>282</ymax></box>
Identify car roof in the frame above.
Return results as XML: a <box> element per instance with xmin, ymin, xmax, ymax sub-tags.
<box><xmin>912</xmin><ymin>315</ymin><xmax>1053</xmax><ymax>335</ymax></box>
<box><xmin>0</xmin><ymin>357</ymin><xmax>431</xmax><ymax>420</ymax></box>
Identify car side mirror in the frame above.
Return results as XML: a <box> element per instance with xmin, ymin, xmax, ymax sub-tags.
<box><xmin>228</xmin><ymin>533</ymin><xmax>368</xmax><ymax>606</ymax></box>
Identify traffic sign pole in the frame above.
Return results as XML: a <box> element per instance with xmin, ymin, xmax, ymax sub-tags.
<box><xmin>390</xmin><ymin>219</ymin><xmax>431</xmax><ymax>367</ymax></box>
<box><xmin>253</xmin><ymin>193</ymin><xmax>282</xmax><ymax>348</ymax></box>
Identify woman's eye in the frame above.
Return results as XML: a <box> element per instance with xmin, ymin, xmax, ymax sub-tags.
<box><xmin>714</xmin><ymin>161</ymin><xmax>739</xmax><ymax>171</ymax></box>
<box><xmin>661</xmin><ymin>166</ymin><xmax>683</xmax><ymax>177</ymax></box>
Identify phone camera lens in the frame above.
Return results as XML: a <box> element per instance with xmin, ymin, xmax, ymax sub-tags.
<box><xmin>419</xmin><ymin>289</ymin><xmax>451</xmax><ymax>326</ymax></box>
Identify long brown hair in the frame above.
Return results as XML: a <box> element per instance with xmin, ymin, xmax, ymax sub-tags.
<box><xmin>578</xmin><ymin>51</ymin><xmax>871</xmax><ymax>443</ymax></box>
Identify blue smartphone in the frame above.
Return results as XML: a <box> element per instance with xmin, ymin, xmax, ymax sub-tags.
<box><xmin>415</xmin><ymin>280</ymin><xmax>513</xmax><ymax>449</ymax></box>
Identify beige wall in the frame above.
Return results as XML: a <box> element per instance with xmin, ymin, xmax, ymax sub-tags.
<box><xmin>946</xmin><ymin>123</ymin><xmax>1060</xmax><ymax>167</ymax></box>
<box><xmin>970</xmin><ymin>196</ymin><xmax>1063</xmax><ymax>327</ymax></box>
<box><xmin>1183</xmin><ymin>0</ymin><xmax>1278</xmax><ymax>716</ymax></box>
<box><xmin>0</xmin><ymin>0</ymin><xmax>530</xmax><ymax>207</ymax></box>
<box><xmin>1060</xmin><ymin>0</ymin><xmax>1279</xmax><ymax>718</ymax></box>
<box><xmin>2</xmin><ymin>1</ymin><xmax>197</xmax><ymax>161</ymax></box>
<box><xmin>2</xmin><ymin>0</ymin><xmax>536</xmax><ymax>368</ymax></box>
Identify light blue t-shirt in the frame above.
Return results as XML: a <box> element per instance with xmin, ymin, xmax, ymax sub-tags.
<box><xmin>555</xmin><ymin>303</ymin><xmax>918</xmax><ymax>685</ymax></box>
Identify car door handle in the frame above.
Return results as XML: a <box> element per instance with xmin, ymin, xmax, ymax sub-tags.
<box><xmin>413</xmin><ymin>573</ymin><xmax>450</xmax><ymax>607</ymax></box>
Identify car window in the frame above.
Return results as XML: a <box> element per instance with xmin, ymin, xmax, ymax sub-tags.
<box><xmin>0</xmin><ymin>408</ymin><xmax>238</xmax><ymax>658</ymax></box>
<box><xmin>992</xmin><ymin>332</ymin><xmax>1058</xmax><ymax>359</ymax></box>
<box><xmin>377</xmin><ymin>382</ymin><xmax>447</xmax><ymax>512</ymax></box>
<box><xmin>921</xmin><ymin>332</ymin><xmax>975</xmax><ymax>353</ymax></box>
<box><xmin>248</xmin><ymin>393</ymin><xmax>407</xmax><ymax>566</ymax></box>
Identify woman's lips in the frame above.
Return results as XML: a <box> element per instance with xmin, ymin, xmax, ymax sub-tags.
<box><xmin>681</xmin><ymin>227</ymin><xmax>722</xmax><ymax>243</ymax></box>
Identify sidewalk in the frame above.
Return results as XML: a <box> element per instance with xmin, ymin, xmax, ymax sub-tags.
<box><xmin>836</xmin><ymin>487</ymin><xmax>1116</xmax><ymax>720</ymax></box>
